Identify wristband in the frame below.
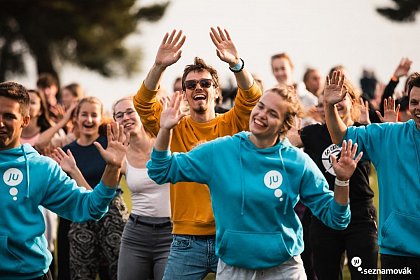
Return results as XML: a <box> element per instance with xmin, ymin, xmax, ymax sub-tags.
<box><xmin>391</xmin><ymin>75</ymin><xmax>399</xmax><ymax>82</ymax></box>
<box><xmin>229</xmin><ymin>58</ymin><xmax>244</xmax><ymax>73</ymax></box>
<box><xmin>335</xmin><ymin>178</ymin><xmax>349</xmax><ymax>187</ymax></box>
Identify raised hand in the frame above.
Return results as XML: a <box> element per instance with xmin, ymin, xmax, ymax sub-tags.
<box><xmin>160</xmin><ymin>91</ymin><xmax>186</xmax><ymax>130</ymax></box>
<box><xmin>358</xmin><ymin>98</ymin><xmax>371</xmax><ymax>124</ymax></box>
<box><xmin>51</xmin><ymin>148</ymin><xmax>77</xmax><ymax>173</ymax></box>
<box><xmin>393</xmin><ymin>57</ymin><xmax>412</xmax><ymax>78</ymax></box>
<box><xmin>376</xmin><ymin>97</ymin><xmax>400</xmax><ymax>123</ymax></box>
<box><xmin>62</xmin><ymin>102</ymin><xmax>78</xmax><ymax>123</ymax></box>
<box><xmin>324</xmin><ymin>71</ymin><xmax>346</xmax><ymax>105</ymax></box>
<box><xmin>94</xmin><ymin>122</ymin><xmax>128</xmax><ymax>167</ymax></box>
<box><xmin>155</xmin><ymin>30</ymin><xmax>186</xmax><ymax>68</ymax></box>
<box><xmin>50</xmin><ymin>104</ymin><xmax>66</xmax><ymax>120</ymax></box>
<box><xmin>209</xmin><ymin>27</ymin><xmax>240</xmax><ymax>65</ymax></box>
<box><xmin>331</xmin><ymin>140</ymin><xmax>363</xmax><ymax>181</ymax></box>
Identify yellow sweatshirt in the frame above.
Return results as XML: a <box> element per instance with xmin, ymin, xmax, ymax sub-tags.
<box><xmin>133</xmin><ymin>82</ymin><xmax>261</xmax><ymax>235</ymax></box>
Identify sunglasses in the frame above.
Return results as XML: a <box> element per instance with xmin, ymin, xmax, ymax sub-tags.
<box><xmin>184</xmin><ymin>79</ymin><xmax>213</xmax><ymax>90</ymax></box>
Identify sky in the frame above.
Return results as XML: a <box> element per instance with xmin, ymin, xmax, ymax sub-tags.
<box><xmin>14</xmin><ymin>0</ymin><xmax>420</xmax><ymax>112</ymax></box>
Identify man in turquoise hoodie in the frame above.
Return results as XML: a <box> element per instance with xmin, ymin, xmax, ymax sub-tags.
<box><xmin>0</xmin><ymin>81</ymin><xmax>126</xmax><ymax>280</ymax></box>
<box><xmin>147</xmin><ymin>87</ymin><xmax>362</xmax><ymax>279</ymax></box>
<box><xmin>325</xmin><ymin>71</ymin><xmax>420</xmax><ymax>279</ymax></box>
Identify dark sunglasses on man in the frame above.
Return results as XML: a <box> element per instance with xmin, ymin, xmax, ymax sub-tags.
<box><xmin>184</xmin><ymin>79</ymin><xmax>213</xmax><ymax>90</ymax></box>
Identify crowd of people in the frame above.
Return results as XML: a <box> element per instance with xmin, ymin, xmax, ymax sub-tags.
<box><xmin>0</xmin><ymin>26</ymin><xmax>419</xmax><ymax>280</ymax></box>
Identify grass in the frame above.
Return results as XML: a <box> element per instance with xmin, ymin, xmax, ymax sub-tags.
<box><xmin>121</xmin><ymin>165</ymin><xmax>381</xmax><ymax>280</ymax></box>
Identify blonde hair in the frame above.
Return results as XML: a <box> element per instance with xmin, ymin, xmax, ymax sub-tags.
<box><xmin>342</xmin><ymin>79</ymin><xmax>361</xmax><ymax>121</ymax></box>
<box><xmin>266</xmin><ymin>86</ymin><xmax>303</xmax><ymax>138</ymax></box>
<box><xmin>112</xmin><ymin>96</ymin><xmax>133</xmax><ymax>118</ymax></box>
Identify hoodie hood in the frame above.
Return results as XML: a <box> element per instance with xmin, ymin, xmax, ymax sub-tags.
<box><xmin>235</xmin><ymin>131</ymin><xmax>292</xmax><ymax>152</ymax></box>
<box><xmin>0</xmin><ymin>144</ymin><xmax>38</xmax><ymax>199</ymax></box>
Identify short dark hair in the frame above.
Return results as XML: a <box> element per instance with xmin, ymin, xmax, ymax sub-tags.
<box><xmin>181</xmin><ymin>57</ymin><xmax>219</xmax><ymax>91</ymax></box>
<box><xmin>407</xmin><ymin>72</ymin><xmax>420</xmax><ymax>98</ymax></box>
<box><xmin>0</xmin><ymin>81</ymin><xmax>30</xmax><ymax>115</ymax></box>
<box><xmin>36</xmin><ymin>73</ymin><xmax>58</xmax><ymax>89</ymax></box>
<box><xmin>303</xmin><ymin>68</ymin><xmax>317</xmax><ymax>83</ymax></box>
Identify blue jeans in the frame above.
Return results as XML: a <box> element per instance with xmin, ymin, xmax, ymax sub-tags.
<box><xmin>163</xmin><ymin>235</ymin><xmax>218</xmax><ymax>280</ymax></box>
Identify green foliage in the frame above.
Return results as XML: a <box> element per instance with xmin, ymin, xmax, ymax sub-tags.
<box><xmin>0</xmin><ymin>0</ymin><xmax>169</xmax><ymax>81</ymax></box>
<box><xmin>377</xmin><ymin>0</ymin><xmax>420</xmax><ymax>22</ymax></box>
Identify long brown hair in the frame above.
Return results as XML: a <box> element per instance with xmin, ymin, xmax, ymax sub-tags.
<box><xmin>28</xmin><ymin>89</ymin><xmax>55</xmax><ymax>132</ymax></box>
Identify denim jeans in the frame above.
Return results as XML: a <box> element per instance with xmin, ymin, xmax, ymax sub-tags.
<box><xmin>118</xmin><ymin>215</ymin><xmax>172</xmax><ymax>280</ymax></box>
<box><xmin>162</xmin><ymin>234</ymin><xmax>218</xmax><ymax>280</ymax></box>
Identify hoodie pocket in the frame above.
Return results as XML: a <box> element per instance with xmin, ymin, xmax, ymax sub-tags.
<box><xmin>381</xmin><ymin>212</ymin><xmax>420</xmax><ymax>256</ymax></box>
<box><xmin>0</xmin><ymin>235</ymin><xmax>23</xmax><ymax>271</ymax></box>
<box><xmin>218</xmin><ymin>230</ymin><xmax>291</xmax><ymax>269</ymax></box>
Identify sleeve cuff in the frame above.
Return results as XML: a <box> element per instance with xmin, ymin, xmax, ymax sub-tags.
<box><xmin>95</xmin><ymin>181</ymin><xmax>117</xmax><ymax>197</ymax></box>
<box><xmin>139</xmin><ymin>82</ymin><xmax>160</xmax><ymax>101</ymax></box>
<box><xmin>151</xmin><ymin>148</ymin><xmax>171</xmax><ymax>159</ymax></box>
<box><xmin>331</xmin><ymin>199</ymin><xmax>350</xmax><ymax>213</ymax></box>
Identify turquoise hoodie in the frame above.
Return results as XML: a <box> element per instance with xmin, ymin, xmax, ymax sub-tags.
<box><xmin>148</xmin><ymin>131</ymin><xmax>350</xmax><ymax>269</ymax></box>
<box><xmin>0</xmin><ymin>144</ymin><xmax>116</xmax><ymax>279</ymax></box>
<box><xmin>346</xmin><ymin>119</ymin><xmax>420</xmax><ymax>257</ymax></box>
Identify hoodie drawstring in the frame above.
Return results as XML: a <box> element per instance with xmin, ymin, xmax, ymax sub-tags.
<box><xmin>278</xmin><ymin>147</ymin><xmax>289</xmax><ymax>215</ymax></box>
<box><xmin>21</xmin><ymin>145</ymin><xmax>30</xmax><ymax>198</ymax></box>
<box><xmin>239</xmin><ymin>138</ymin><xmax>245</xmax><ymax>216</ymax></box>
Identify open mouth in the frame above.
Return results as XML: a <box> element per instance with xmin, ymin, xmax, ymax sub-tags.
<box><xmin>123</xmin><ymin>122</ymin><xmax>135</xmax><ymax>129</ymax></box>
<box><xmin>83</xmin><ymin>124</ymin><xmax>95</xmax><ymax>129</ymax></box>
<box><xmin>254</xmin><ymin>118</ymin><xmax>266</xmax><ymax>127</ymax></box>
<box><xmin>192</xmin><ymin>94</ymin><xmax>206</xmax><ymax>101</ymax></box>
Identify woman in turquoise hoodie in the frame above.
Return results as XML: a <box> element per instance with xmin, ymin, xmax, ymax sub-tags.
<box><xmin>147</xmin><ymin>86</ymin><xmax>362</xmax><ymax>279</ymax></box>
<box><xmin>0</xmin><ymin>81</ymin><xmax>127</xmax><ymax>280</ymax></box>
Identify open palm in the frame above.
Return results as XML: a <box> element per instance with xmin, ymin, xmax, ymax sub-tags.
<box><xmin>210</xmin><ymin>26</ymin><xmax>239</xmax><ymax>65</ymax></box>
<box><xmin>376</xmin><ymin>97</ymin><xmax>400</xmax><ymax>123</ymax></box>
<box><xmin>324</xmin><ymin>71</ymin><xmax>346</xmax><ymax>105</ymax></box>
<box><xmin>94</xmin><ymin>122</ymin><xmax>128</xmax><ymax>167</ymax></box>
<box><xmin>331</xmin><ymin>140</ymin><xmax>363</xmax><ymax>181</ymax></box>
<box><xmin>155</xmin><ymin>29</ymin><xmax>186</xmax><ymax>67</ymax></box>
<box><xmin>51</xmin><ymin>148</ymin><xmax>76</xmax><ymax>173</ymax></box>
<box><xmin>160</xmin><ymin>92</ymin><xmax>186</xmax><ymax>130</ymax></box>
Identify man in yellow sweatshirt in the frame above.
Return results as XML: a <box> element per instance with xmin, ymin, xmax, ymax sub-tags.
<box><xmin>134</xmin><ymin>26</ymin><xmax>261</xmax><ymax>279</ymax></box>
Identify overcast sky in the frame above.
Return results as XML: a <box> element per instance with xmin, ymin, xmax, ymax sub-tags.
<box><xmin>15</xmin><ymin>0</ymin><xmax>420</xmax><ymax>112</ymax></box>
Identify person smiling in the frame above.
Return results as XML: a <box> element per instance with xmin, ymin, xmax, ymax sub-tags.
<box><xmin>133</xmin><ymin>27</ymin><xmax>261</xmax><ymax>279</ymax></box>
<box><xmin>0</xmin><ymin>81</ymin><xmax>126</xmax><ymax>280</ymax></box>
<box><xmin>57</xmin><ymin>97</ymin><xmax>128</xmax><ymax>280</ymax></box>
<box><xmin>324</xmin><ymin>71</ymin><xmax>420</xmax><ymax>279</ymax></box>
<box><xmin>112</xmin><ymin>96</ymin><xmax>172</xmax><ymax>280</ymax></box>
<box><xmin>147</xmin><ymin>87</ymin><xmax>362</xmax><ymax>279</ymax></box>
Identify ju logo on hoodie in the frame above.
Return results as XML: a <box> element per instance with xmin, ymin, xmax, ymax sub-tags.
<box><xmin>3</xmin><ymin>167</ymin><xmax>23</xmax><ymax>200</ymax></box>
<box><xmin>264</xmin><ymin>170</ymin><xmax>285</xmax><ymax>201</ymax></box>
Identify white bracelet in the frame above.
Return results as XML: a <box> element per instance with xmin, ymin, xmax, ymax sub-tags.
<box><xmin>335</xmin><ymin>178</ymin><xmax>349</xmax><ymax>187</ymax></box>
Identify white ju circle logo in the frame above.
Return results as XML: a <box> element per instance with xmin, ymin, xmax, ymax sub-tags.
<box><xmin>3</xmin><ymin>168</ymin><xmax>23</xmax><ymax>187</ymax></box>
